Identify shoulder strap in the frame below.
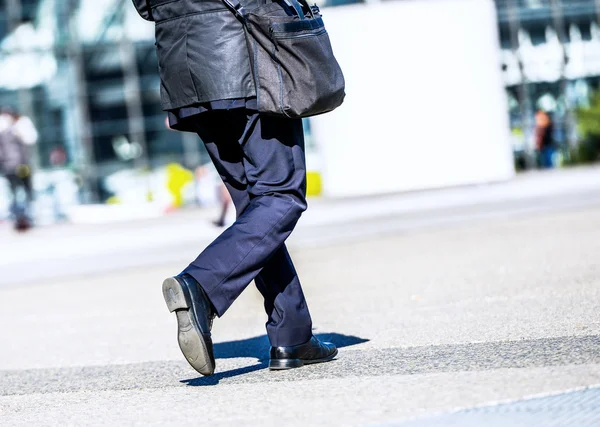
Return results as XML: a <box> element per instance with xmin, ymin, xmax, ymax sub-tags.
<box><xmin>131</xmin><ymin>0</ymin><xmax>154</xmax><ymax>21</ymax></box>
<box><xmin>222</xmin><ymin>0</ymin><xmax>248</xmax><ymax>20</ymax></box>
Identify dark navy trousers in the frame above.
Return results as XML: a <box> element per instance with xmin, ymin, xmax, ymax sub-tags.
<box><xmin>183</xmin><ymin>110</ymin><xmax>313</xmax><ymax>347</ymax></box>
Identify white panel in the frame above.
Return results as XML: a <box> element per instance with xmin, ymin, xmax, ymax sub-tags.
<box><xmin>312</xmin><ymin>0</ymin><xmax>515</xmax><ymax>197</ymax></box>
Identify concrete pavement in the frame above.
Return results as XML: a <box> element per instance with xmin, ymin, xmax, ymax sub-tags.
<box><xmin>1</xmin><ymin>167</ymin><xmax>600</xmax><ymax>425</ymax></box>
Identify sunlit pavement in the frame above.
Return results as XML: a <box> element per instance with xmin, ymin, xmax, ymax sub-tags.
<box><xmin>1</xmin><ymin>167</ymin><xmax>600</xmax><ymax>425</ymax></box>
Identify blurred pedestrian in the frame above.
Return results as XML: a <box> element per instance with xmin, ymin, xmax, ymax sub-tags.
<box><xmin>535</xmin><ymin>110</ymin><xmax>555</xmax><ymax>169</ymax></box>
<box><xmin>0</xmin><ymin>108</ymin><xmax>38</xmax><ymax>231</ymax></box>
<box><xmin>47</xmin><ymin>145</ymin><xmax>69</xmax><ymax>222</ymax></box>
<box><xmin>213</xmin><ymin>182</ymin><xmax>232</xmax><ymax>228</ymax></box>
<box><xmin>194</xmin><ymin>164</ymin><xmax>232</xmax><ymax>227</ymax></box>
<box><xmin>133</xmin><ymin>0</ymin><xmax>336</xmax><ymax>376</ymax></box>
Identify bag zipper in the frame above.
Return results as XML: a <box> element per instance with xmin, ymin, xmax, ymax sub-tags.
<box><xmin>156</xmin><ymin>8</ymin><xmax>229</xmax><ymax>24</ymax></box>
<box><xmin>271</xmin><ymin>28</ymin><xmax>327</xmax><ymax>40</ymax></box>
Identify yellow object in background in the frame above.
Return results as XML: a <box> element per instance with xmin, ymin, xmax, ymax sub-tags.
<box><xmin>306</xmin><ymin>171</ymin><xmax>322</xmax><ymax>197</ymax></box>
<box><xmin>166</xmin><ymin>163</ymin><xmax>194</xmax><ymax>208</ymax></box>
<box><xmin>16</xmin><ymin>164</ymin><xmax>31</xmax><ymax>179</ymax></box>
<box><xmin>106</xmin><ymin>196</ymin><xmax>121</xmax><ymax>205</ymax></box>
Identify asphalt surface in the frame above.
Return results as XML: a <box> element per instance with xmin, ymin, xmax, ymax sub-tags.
<box><xmin>1</xmin><ymin>168</ymin><xmax>600</xmax><ymax>425</ymax></box>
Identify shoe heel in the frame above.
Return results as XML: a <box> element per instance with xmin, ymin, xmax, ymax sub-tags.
<box><xmin>269</xmin><ymin>358</ymin><xmax>304</xmax><ymax>370</ymax></box>
<box><xmin>162</xmin><ymin>278</ymin><xmax>190</xmax><ymax>313</ymax></box>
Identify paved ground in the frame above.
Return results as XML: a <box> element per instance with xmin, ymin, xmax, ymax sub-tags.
<box><xmin>1</xmin><ymin>167</ymin><xmax>600</xmax><ymax>425</ymax></box>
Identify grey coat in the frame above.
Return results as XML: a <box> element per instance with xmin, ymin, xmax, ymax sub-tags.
<box><xmin>0</xmin><ymin>130</ymin><xmax>28</xmax><ymax>175</ymax></box>
<box><xmin>132</xmin><ymin>0</ymin><xmax>256</xmax><ymax>110</ymax></box>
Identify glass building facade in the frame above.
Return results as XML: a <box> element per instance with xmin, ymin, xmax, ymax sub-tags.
<box><xmin>0</xmin><ymin>0</ymin><xmax>182</xmax><ymax>202</ymax></box>
<box><xmin>495</xmin><ymin>0</ymin><xmax>600</xmax><ymax>165</ymax></box>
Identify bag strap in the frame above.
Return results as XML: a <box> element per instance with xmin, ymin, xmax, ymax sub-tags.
<box><xmin>222</xmin><ymin>0</ymin><xmax>248</xmax><ymax>20</ymax></box>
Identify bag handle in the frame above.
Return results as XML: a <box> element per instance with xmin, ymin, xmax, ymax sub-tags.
<box><xmin>297</xmin><ymin>0</ymin><xmax>319</xmax><ymax>18</ymax></box>
<box><xmin>283</xmin><ymin>0</ymin><xmax>319</xmax><ymax>19</ymax></box>
<box><xmin>283</xmin><ymin>0</ymin><xmax>305</xmax><ymax>19</ymax></box>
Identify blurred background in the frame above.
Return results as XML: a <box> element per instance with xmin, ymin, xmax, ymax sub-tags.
<box><xmin>1</xmin><ymin>0</ymin><xmax>600</xmax><ymax>226</ymax></box>
<box><xmin>2</xmin><ymin>1</ymin><xmax>600</xmax><ymax>423</ymax></box>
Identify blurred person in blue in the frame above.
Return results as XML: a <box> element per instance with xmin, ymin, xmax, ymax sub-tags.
<box><xmin>0</xmin><ymin>108</ymin><xmax>38</xmax><ymax>231</ymax></box>
<box><xmin>133</xmin><ymin>0</ymin><xmax>337</xmax><ymax>376</ymax></box>
<box><xmin>47</xmin><ymin>145</ymin><xmax>69</xmax><ymax>222</ymax></box>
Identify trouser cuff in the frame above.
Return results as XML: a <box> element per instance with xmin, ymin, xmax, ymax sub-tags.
<box><xmin>267</xmin><ymin>324</ymin><xmax>313</xmax><ymax>347</ymax></box>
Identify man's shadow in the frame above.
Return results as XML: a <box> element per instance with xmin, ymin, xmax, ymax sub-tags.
<box><xmin>181</xmin><ymin>332</ymin><xmax>368</xmax><ymax>387</ymax></box>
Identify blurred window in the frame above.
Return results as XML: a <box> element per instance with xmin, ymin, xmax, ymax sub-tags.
<box><xmin>528</xmin><ymin>25</ymin><xmax>547</xmax><ymax>45</ymax></box>
<box><xmin>316</xmin><ymin>0</ymin><xmax>364</xmax><ymax>8</ymax></box>
<box><xmin>523</xmin><ymin>0</ymin><xmax>547</xmax><ymax>8</ymax></box>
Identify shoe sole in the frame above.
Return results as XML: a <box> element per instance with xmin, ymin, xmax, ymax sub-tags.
<box><xmin>268</xmin><ymin>348</ymin><xmax>339</xmax><ymax>370</ymax></box>
<box><xmin>162</xmin><ymin>277</ymin><xmax>214</xmax><ymax>376</ymax></box>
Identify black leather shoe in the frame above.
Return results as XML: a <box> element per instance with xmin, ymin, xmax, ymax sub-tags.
<box><xmin>269</xmin><ymin>336</ymin><xmax>338</xmax><ymax>370</ymax></box>
<box><xmin>162</xmin><ymin>274</ymin><xmax>216</xmax><ymax>376</ymax></box>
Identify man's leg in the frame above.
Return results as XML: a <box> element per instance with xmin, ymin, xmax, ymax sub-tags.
<box><xmin>254</xmin><ymin>245</ymin><xmax>312</xmax><ymax>346</ymax></box>
<box><xmin>184</xmin><ymin>111</ymin><xmax>312</xmax><ymax>346</ymax></box>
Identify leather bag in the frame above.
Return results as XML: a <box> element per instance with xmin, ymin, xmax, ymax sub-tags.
<box><xmin>223</xmin><ymin>0</ymin><xmax>346</xmax><ymax>118</ymax></box>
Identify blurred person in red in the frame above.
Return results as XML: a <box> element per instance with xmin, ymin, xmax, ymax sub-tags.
<box><xmin>133</xmin><ymin>0</ymin><xmax>337</xmax><ymax>376</ymax></box>
<box><xmin>0</xmin><ymin>108</ymin><xmax>38</xmax><ymax>231</ymax></box>
<box><xmin>535</xmin><ymin>110</ymin><xmax>555</xmax><ymax>169</ymax></box>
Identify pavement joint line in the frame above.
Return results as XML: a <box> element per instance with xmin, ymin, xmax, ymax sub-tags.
<box><xmin>382</xmin><ymin>384</ymin><xmax>600</xmax><ymax>426</ymax></box>
<box><xmin>388</xmin><ymin>386</ymin><xmax>600</xmax><ymax>427</ymax></box>
<box><xmin>1</xmin><ymin>334</ymin><xmax>598</xmax><ymax>396</ymax></box>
